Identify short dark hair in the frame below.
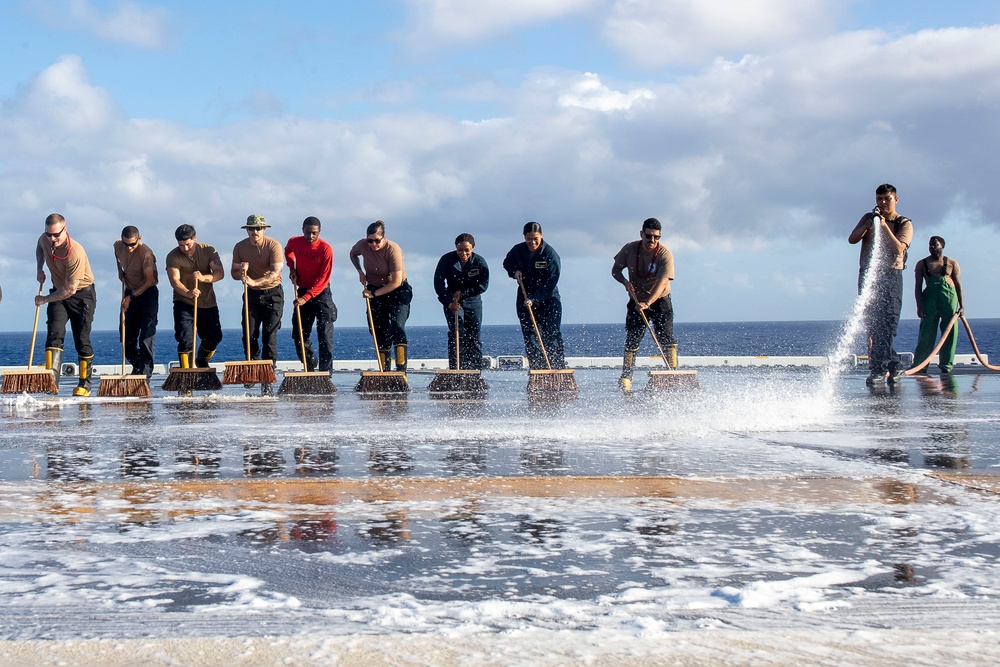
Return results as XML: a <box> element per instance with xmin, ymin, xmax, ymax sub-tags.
<box><xmin>642</xmin><ymin>218</ymin><xmax>662</xmax><ymax>231</ymax></box>
<box><xmin>455</xmin><ymin>233</ymin><xmax>475</xmax><ymax>247</ymax></box>
<box><xmin>522</xmin><ymin>221</ymin><xmax>542</xmax><ymax>235</ymax></box>
<box><xmin>875</xmin><ymin>183</ymin><xmax>897</xmax><ymax>196</ymax></box>
<box><xmin>303</xmin><ymin>216</ymin><xmax>321</xmax><ymax>230</ymax></box>
<box><xmin>367</xmin><ymin>220</ymin><xmax>385</xmax><ymax>236</ymax></box>
<box><xmin>45</xmin><ymin>213</ymin><xmax>65</xmax><ymax>227</ymax></box>
<box><xmin>121</xmin><ymin>225</ymin><xmax>140</xmax><ymax>239</ymax></box>
<box><xmin>930</xmin><ymin>235</ymin><xmax>945</xmax><ymax>248</ymax></box>
<box><xmin>175</xmin><ymin>224</ymin><xmax>196</xmax><ymax>241</ymax></box>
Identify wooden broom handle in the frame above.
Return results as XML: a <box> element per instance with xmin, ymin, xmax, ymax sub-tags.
<box><xmin>290</xmin><ymin>276</ymin><xmax>310</xmax><ymax>372</ymax></box>
<box><xmin>28</xmin><ymin>282</ymin><xmax>43</xmax><ymax>369</ymax></box>
<box><xmin>120</xmin><ymin>283</ymin><xmax>127</xmax><ymax>374</ymax></box>
<box><xmin>517</xmin><ymin>274</ymin><xmax>552</xmax><ymax>371</ymax></box>
<box><xmin>242</xmin><ymin>270</ymin><xmax>252</xmax><ymax>361</ymax></box>
<box><xmin>454</xmin><ymin>306</ymin><xmax>461</xmax><ymax>369</ymax></box>
<box><xmin>627</xmin><ymin>284</ymin><xmax>671</xmax><ymax>369</ymax></box>
<box><xmin>192</xmin><ymin>279</ymin><xmax>199</xmax><ymax>359</ymax></box>
<box><xmin>365</xmin><ymin>296</ymin><xmax>384</xmax><ymax>372</ymax></box>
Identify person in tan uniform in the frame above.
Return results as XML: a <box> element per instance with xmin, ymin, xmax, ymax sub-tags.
<box><xmin>165</xmin><ymin>224</ymin><xmax>225</xmax><ymax>368</ymax></box>
<box><xmin>35</xmin><ymin>213</ymin><xmax>97</xmax><ymax>396</ymax></box>
<box><xmin>231</xmin><ymin>214</ymin><xmax>284</xmax><ymax>366</ymax></box>
<box><xmin>113</xmin><ymin>226</ymin><xmax>158</xmax><ymax>378</ymax></box>
<box><xmin>611</xmin><ymin>217</ymin><xmax>675</xmax><ymax>391</ymax></box>
<box><xmin>349</xmin><ymin>220</ymin><xmax>412</xmax><ymax>373</ymax></box>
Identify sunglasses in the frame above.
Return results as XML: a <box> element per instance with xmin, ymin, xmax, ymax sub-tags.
<box><xmin>643</xmin><ymin>233</ymin><xmax>660</xmax><ymax>240</ymax></box>
<box><xmin>122</xmin><ymin>239</ymin><xmax>139</xmax><ymax>247</ymax></box>
<box><xmin>45</xmin><ymin>228</ymin><xmax>66</xmax><ymax>239</ymax></box>
<box><xmin>366</xmin><ymin>237</ymin><xmax>383</xmax><ymax>245</ymax></box>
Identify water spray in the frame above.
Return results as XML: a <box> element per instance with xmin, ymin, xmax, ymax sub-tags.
<box><xmin>819</xmin><ymin>207</ymin><xmax>886</xmax><ymax>392</ymax></box>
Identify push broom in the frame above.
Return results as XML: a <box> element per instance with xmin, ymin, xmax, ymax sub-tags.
<box><xmin>279</xmin><ymin>277</ymin><xmax>335</xmax><ymax>395</ymax></box>
<box><xmin>354</xmin><ymin>296</ymin><xmax>408</xmax><ymax>394</ymax></box>
<box><xmin>222</xmin><ymin>271</ymin><xmax>277</xmax><ymax>387</ymax></box>
<box><xmin>518</xmin><ymin>275</ymin><xmax>577</xmax><ymax>394</ymax></box>
<box><xmin>162</xmin><ymin>281</ymin><xmax>222</xmax><ymax>393</ymax></box>
<box><xmin>627</xmin><ymin>285</ymin><xmax>698</xmax><ymax>391</ymax></box>
<box><xmin>428</xmin><ymin>307</ymin><xmax>488</xmax><ymax>396</ymax></box>
<box><xmin>0</xmin><ymin>283</ymin><xmax>59</xmax><ymax>395</ymax></box>
<box><xmin>97</xmin><ymin>286</ymin><xmax>151</xmax><ymax>397</ymax></box>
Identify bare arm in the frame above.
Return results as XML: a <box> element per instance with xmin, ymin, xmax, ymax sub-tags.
<box><xmin>36</xmin><ymin>243</ymin><xmax>46</xmax><ymax>283</ymax></box>
<box><xmin>952</xmin><ymin>260</ymin><xmax>964</xmax><ymax>314</ymax></box>
<box><xmin>35</xmin><ymin>278</ymin><xmax>81</xmax><ymax>306</ymax></box>
<box><xmin>848</xmin><ymin>215</ymin><xmax>870</xmax><ymax>244</ymax></box>
<box><xmin>167</xmin><ymin>266</ymin><xmax>196</xmax><ymax>300</ymax></box>
<box><xmin>914</xmin><ymin>260</ymin><xmax>926</xmax><ymax>319</ymax></box>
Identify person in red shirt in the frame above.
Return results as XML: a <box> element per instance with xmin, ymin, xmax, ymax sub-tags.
<box><xmin>285</xmin><ymin>216</ymin><xmax>337</xmax><ymax>373</ymax></box>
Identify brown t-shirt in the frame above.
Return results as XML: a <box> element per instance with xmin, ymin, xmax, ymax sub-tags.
<box><xmin>613</xmin><ymin>240</ymin><xmax>673</xmax><ymax>302</ymax></box>
<box><xmin>232</xmin><ymin>236</ymin><xmax>283</xmax><ymax>290</ymax></box>
<box><xmin>349</xmin><ymin>238</ymin><xmax>406</xmax><ymax>286</ymax></box>
<box><xmin>114</xmin><ymin>241</ymin><xmax>158</xmax><ymax>293</ymax></box>
<box><xmin>166</xmin><ymin>243</ymin><xmax>222</xmax><ymax>308</ymax></box>
<box><xmin>856</xmin><ymin>213</ymin><xmax>913</xmax><ymax>271</ymax></box>
<box><xmin>38</xmin><ymin>235</ymin><xmax>94</xmax><ymax>291</ymax></box>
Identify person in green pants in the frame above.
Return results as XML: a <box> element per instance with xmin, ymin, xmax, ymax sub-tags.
<box><xmin>913</xmin><ymin>236</ymin><xmax>964</xmax><ymax>373</ymax></box>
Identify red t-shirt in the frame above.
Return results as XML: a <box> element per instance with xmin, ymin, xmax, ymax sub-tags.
<box><xmin>285</xmin><ymin>236</ymin><xmax>333</xmax><ymax>302</ymax></box>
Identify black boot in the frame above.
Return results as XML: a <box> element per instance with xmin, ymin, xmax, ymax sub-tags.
<box><xmin>195</xmin><ymin>346</ymin><xmax>216</xmax><ymax>369</ymax></box>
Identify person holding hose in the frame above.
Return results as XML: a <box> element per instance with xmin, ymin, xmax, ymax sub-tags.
<box><xmin>913</xmin><ymin>236</ymin><xmax>963</xmax><ymax>374</ymax></box>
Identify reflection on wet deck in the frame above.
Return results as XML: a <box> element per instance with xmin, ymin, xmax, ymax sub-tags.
<box><xmin>0</xmin><ymin>475</ymin><xmax>957</xmax><ymax>525</ymax></box>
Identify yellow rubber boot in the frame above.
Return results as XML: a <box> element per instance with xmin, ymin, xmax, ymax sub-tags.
<box><xmin>73</xmin><ymin>355</ymin><xmax>93</xmax><ymax>396</ymax></box>
<box><xmin>394</xmin><ymin>344</ymin><xmax>407</xmax><ymax>375</ymax></box>
<box><xmin>178</xmin><ymin>352</ymin><xmax>192</xmax><ymax>369</ymax></box>
<box><xmin>45</xmin><ymin>347</ymin><xmax>64</xmax><ymax>387</ymax></box>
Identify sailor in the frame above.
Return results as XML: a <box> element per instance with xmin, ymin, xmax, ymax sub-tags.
<box><xmin>502</xmin><ymin>221</ymin><xmax>566</xmax><ymax>370</ymax></box>
<box><xmin>433</xmin><ymin>233</ymin><xmax>490</xmax><ymax>370</ymax></box>
<box><xmin>35</xmin><ymin>213</ymin><xmax>97</xmax><ymax>395</ymax></box>
<box><xmin>611</xmin><ymin>217</ymin><xmax>676</xmax><ymax>392</ymax></box>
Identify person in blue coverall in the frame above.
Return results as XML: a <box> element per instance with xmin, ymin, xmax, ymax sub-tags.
<box><xmin>434</xmin><ymin>233</ymin><xmax>490</xmax><ymax>370</ymax></box>
<box><xmin>502</xmin><ymin>222</ymin><xmax>566</xmax><ymax>370</ymax></box>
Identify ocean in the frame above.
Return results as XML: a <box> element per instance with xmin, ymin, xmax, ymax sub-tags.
<box><xmin>3</xmin><ymin>318</ymin><xmax>1000</xmax><ymax>365</ymax></box>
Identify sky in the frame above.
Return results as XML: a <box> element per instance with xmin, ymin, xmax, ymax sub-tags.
<box><xmin>3</xmin><ymin>0</ymin><xmax>1000</xmax><ymax>331</ymax></box>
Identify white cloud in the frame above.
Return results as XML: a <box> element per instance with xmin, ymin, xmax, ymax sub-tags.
<box><xmin>557</xmin><ymin>72</ymin><xmax>655</xmax><ymax>112</ymax></box>
<box><xmin>401</xmin><ymin>0</ymin><xmax>598</xmax><ymax>45</ymax></box>
<box><xmin>30</xmin><ymin>0</ymin><xmax>172</xmax><ymax>49</ymax></box>
<box><xmin>603</xmin><ymin>0</ymin><xmax>833</xmax><ymax>67</ymax></box>
<box><xmin>5</xmin><ymin>22</ymin><xmax>1000</xmax><ymax>328</ymax></box>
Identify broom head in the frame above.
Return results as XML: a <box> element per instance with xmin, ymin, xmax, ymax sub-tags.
<box><xmin>355</xmin><ymin>371</ymin><xmax>409</xmax><ymax>394</ymax></box>
<box><xmin>97</xmin><ymin>374</ymin><xmax>152</xmax><ymax>398</ymax></box>
<box><xmin>222</xmin><ymin>360</ymin><xmax>277</xmax><ymax>385</ymax></box>
<box><xmin>162</xmin><ymin>367</ymin><xmax>223</xmax><ymax>392</ymax></box>
<box><xmin>646</xmin><ymin>369</ymin><xmax>699</xmax><ymax>391</ymax></box>
<box><xmin>279</xmin><ymin>371</ymin><xmax>336</xmax><ymax>395</ymax></box>
<box><xmin>0</xmin><ymin>369</ymin><xmax>59</xmax><ymax>395</ymax></box>
<box><xmin>428</xmin><ymin>369</ymin><xmax>488</xmax><ymax>397</ymax></box>
<box><xmin>526</xmin><ymin>369</ymin><xmax>578</xmax><ymax>394</ymax></box>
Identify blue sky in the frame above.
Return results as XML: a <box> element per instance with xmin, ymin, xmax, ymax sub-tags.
<box><xmin>3</xmin><ymin>0</ymin><xmax>1000</xmax><ymax>332</ymax></box>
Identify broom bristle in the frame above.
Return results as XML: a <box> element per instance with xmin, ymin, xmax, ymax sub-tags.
<box><xmin>97</xmin><ymin>375</ymin><xmax>152</xmax><ymax>397</ymax></box>
<box><xmin>162</xmin><ymin>368</ymin><xmax>222</xmax><ymax>392</ymax></box>
<box><xmin>355</xmin><ymin>371</ymin><xmax>409</xmax><ymax>394</ymax></box>
<box><xmin>279</xmin><ymin>372</ymin><xmax>336</xmax><ymax>395</ymax></box>
<box><xmin>428</xmin><ymin>370</ymin><xmax>488</xmax><ymax>396</ymax></box>
<box><xmin>526</xmin><ymin>369</ymin><xmax>578</xmax><ymax>393</ymax></box>
<box><xmin>1</xmin><ymin>370</ymin><xmax>59</xmax><ymax>395</ymax></box>
<box><xmin>646</xmin><ymin>370</ymin><xmax>699</xmax><ymax>391</ymax></box>
<box><xmin>222</xmin><ymin>360</ymin><xmax>277</xmax><ymax>385</ymax></box>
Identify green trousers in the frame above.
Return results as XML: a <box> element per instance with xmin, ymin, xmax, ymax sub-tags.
<box><xmin>913</xmin><ymin>276</ymin><xmax>959</xmax><ymax>371</ymax></box>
